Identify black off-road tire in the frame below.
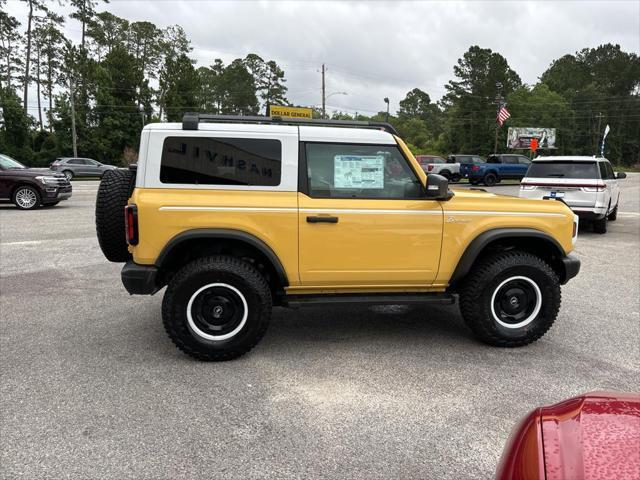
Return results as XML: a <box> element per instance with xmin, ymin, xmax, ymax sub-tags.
<box><xmin>593</xmin><ymin>215</ymin><xmax>608</xmax><ymax>234</ymax></box>
<box><xmin>440</xmin><ymin>170</ymin><xmax>452</xmax><ymax>181</ymax></box>
<box><xmin>483</xmin><ymin>173</ymin><xmax>497</xmax><ymax>187</ymax></box>
<box><xmin>162</xmin><ymin>256</ymin><xmax>272</xmax><ymax>361</ymax></box>
<box><xmin>608</xmin><ymin>205</ymin><xmax>618</xmax><ymax>221</ymax></box>
<box><xmin>95</xmin><ymin>168</ymin><xmax>135</xmax><ymax>262</ymax></box>
<box><xmin>459</xmin><ymin>251</ymin><xmax>561</xmax><ymax>347</ymax></box>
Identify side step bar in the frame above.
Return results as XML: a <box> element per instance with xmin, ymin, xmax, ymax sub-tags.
<box><xmin>284</xmin><ymin>293</ymin><xmax>456</xmax><ymax>308</ymax></box>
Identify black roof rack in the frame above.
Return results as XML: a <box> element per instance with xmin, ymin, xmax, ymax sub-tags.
<box><xmin>182</xmin><ymin>113</ymin><xmax>399</xmax><ymax>136</ymax></box>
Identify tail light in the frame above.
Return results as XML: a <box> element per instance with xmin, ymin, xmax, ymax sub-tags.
<box><xmin>427</xmin><ymin>164</ymin><xmax>434</xmax><ymax>172</ymax></box>
<box><xmin>124</xmin><ymin>204</ymin><xmax>138</xmax><ymax>245</ymax></box>
<box><xmin>472</xmin><ymin>165</ymin><xmax>480</xmax><ymax>171</ymax></box>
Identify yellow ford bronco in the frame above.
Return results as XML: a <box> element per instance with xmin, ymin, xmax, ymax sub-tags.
<box><xmin>96</xmin><ymin>114</ymin><xmax>580</xmax><ymax>361</ymax></box>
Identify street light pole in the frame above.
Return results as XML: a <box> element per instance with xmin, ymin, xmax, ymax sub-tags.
<box><xmin>384</xmin><ymin>97</ymin><xmax>389</xmax><ymax>123</ymax></box>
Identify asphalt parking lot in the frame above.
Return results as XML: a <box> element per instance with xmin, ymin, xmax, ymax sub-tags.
<box><xmin>1</xmin><ymin>176</ymin><xmax>639</xmax><ymax>479</ymax></box>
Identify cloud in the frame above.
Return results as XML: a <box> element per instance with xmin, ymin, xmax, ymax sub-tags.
<box><xmin>6</xmin><ymin>0</ymin><xmax>640</xmax><ymax>115</ymax></box>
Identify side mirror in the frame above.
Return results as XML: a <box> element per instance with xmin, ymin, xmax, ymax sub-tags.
<box><xmin>425</xmin><ymin>174</ymin><xmax>452</xmax><ymax>200</ymax></box>
<box><xmin>616</xmin><ymin>172</ymin><xmax>627</xmax><ymax>179</ymax></box>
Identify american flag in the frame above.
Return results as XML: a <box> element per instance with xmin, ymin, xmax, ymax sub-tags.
<box><xmin>497</xmin><ymin>106</ymin><xmax>511</xmax><ymax>126</ymax></box>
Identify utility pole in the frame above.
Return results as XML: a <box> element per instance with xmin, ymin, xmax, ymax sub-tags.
<box><xmin>69</xmin><ymin>77</ymin><xmax>78</xmax><ymax>158</ymax></box>
<box><xmin>321</xmin><ymin>63</ymin><xmax>326</xmax><ymax>119</ymax></box>
<box><xmin>595</xmin><ymin>112</ymin><xmax>604</xmax><ymax>155</ymax></box>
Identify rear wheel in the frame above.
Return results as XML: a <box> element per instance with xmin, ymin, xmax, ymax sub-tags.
<box><xmin>439</xmin><ymin>170</ymin><xmax>452</xmax><ymax>180</ymax></box>
<box><xmin>459</xmin><ymin>251</ymin><xmax>561</xmax><ymax>347</ymax></box>
<box><xmin>608</xmin><ymin>205</ymin><xmax>618</xmax><ymax>221</ymax></box>
<box><xmin>13</xmin><ymin>186</ymin><xmax>41</xmax><ymax>210</ymax></box>
<box><xmin>593</xmin><ymin>215</ymin><xmax>608</xmax><ymax>234</ymax></box>
<box><xmin>483</xmin><ymin>173</ymin><xmax>497</xmax><ymax>187</ymax></box>
<box><xmin>62</xmin><ymin>170</ymin><xmax>73</xmax><ymax>180</ymax></box>
<box><xmin>162</xmin><ymin>256</ymin><xmax>272</xmax><ymax>361</ymax></box>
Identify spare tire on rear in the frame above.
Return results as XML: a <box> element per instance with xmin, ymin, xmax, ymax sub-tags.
<box><xmin>96</xmin><ymin>168</ymin><xmax>136</xmax><ymax>262</ymax></box>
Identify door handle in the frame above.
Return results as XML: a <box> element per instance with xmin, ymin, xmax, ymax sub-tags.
<box><xmin>306</xmin><ymin>216</ymin><xmax>338</xmax><ymax>224</ymax></box>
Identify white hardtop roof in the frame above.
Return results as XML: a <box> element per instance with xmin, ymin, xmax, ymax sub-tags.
<box><xmin>142</xmin><ymin>122</ymin><xmax>396</xmax><ymax>144</ymax></box>
<box><xmin>533</xmin><ymin>155</ymin><xmax>607</xmax><ymax>162</ymax></box>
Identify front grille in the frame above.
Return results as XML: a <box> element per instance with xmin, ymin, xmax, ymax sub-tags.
<box><xmin>47</xmin><ymin>175</ymin><xmax>71</xmax><ymax>188</ymax></box>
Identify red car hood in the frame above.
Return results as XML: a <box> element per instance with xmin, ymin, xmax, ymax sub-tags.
<box><xmin>497</xmin><ymin>391</ymin><xmax>640</xmax><ymax>480</ymax></box>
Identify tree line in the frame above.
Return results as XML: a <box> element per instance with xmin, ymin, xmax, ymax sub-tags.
<box><xmin>1</xmin><ymin>0</ymin><xmax>639</xmax><ymax>167</ymax></box>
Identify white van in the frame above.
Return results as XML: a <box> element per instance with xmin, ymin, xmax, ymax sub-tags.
<box><xmin>519</xmin><ymin>156</ymin><xmax>626</xmax><ymax>234</ymax></box>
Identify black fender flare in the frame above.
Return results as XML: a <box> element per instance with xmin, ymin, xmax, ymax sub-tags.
<box><xmin>156</xmin><ymin>229</ymin><xmax>288</xmax><ymax>286</ymax></box>
<box><xmin>449</xmin><ymin>228</ymin><xmax>566</xmax><ymax>286</ymax></box>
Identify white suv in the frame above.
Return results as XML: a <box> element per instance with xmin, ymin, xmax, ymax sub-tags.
<box><xmin>519</xmin><ymin>156</ymin><xmax>626</xmax><ymax>234</ymax></box>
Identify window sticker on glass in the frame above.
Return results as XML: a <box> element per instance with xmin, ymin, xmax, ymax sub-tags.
<box><xmin>333</xmin><ymin>155</ymin><xmax>384</xmax><ymax>189</ymax></box>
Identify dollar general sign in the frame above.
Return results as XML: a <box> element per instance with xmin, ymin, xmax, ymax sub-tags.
<box><xmin>268</xmin><ymin>105</ymin><xmax>313</xmax><ymax>119</ymax></box>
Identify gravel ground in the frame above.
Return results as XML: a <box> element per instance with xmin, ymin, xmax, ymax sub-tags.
<box><xmin>1</xmin><ymin>175</ymin><xmax>638</xmax><ymax>479</ymax></box>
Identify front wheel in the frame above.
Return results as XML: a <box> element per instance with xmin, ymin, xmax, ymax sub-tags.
<box><xmin>459</xmin><ymin>251</ymin><xmax>561</xmax><ymax>347</ymax></box>
<box><xmin>13</xmin><ymin>186</ymin><xmax>41</xmax><ymax>210</ymax></box>
<box><xmin>162</xmin><ymin>256</ymin><xmax>272</xmax><ymax>361</ymax></box>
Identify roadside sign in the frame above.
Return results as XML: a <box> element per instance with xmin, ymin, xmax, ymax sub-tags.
<box><xmin>268</xmin><ymin>105</ymin><xmax>313</xmax><ymax>119</ymax></box>
<box><xmin>530</xmin><ymin>138</ymin><xmax>538</xmax><ymax>151</ymax></box>
<box><xmin>507</xmin><ymin>127</ymin><xmax>556</xmax><ymax>149</ymax></box>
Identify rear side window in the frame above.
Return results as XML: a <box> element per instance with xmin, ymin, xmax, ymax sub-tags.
<box><xmin>605</xmin><ymin>162</ymin><xmax>615</xmax><ymax>180</ymax></box>
<box><xmin>527</xmin><ymin>161</ymin><xmax>599</xmax><ymax>179</ymax></box>
<box><xmin>160</xmin><ymin>136</ymin><xmax>281</xmax><ymax>186</ymax></box>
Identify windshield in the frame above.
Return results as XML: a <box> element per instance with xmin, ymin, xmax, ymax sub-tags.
<box><xmin>0</xmin><ymin>154</ymin><xmax>26</xmax><ymax>169</ymax></box>
<box><xmin>527</xmin><ymin>161</ymin><xmax>599</xmax><ymax>179</ymax></box>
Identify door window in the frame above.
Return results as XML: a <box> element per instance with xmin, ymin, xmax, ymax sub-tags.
<box><xmin>304</xmin><ymin>143</ymin><xmax>422</xmax><ymax>199</ymax></box>
<box><xmin>503</xmin><ymin>156</ymin><xmax>518</xmax><ymax>164</ymax></box>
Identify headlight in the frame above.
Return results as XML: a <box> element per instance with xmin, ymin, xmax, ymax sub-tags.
<box><xmin>35</xmin><ymin>176</ymin><xmax>59</xmax><ymax>185</ymax></box>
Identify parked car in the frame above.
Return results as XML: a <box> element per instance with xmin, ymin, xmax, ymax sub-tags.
<box><xmin>519</xmin><ymin>156</ymin><xmax>626</xmax><ymax>234</ymax></box>
<box><xmin>94</xmin><ymin>113</ymin><xmax>580</xmax><ymax>361</ymax></box>
<box><xmin>415</xmin><ymin>155</ymin><xmax>462</xmax><ymax>182</ymax></box>
<box><xmin>0</xmin><ymin>153</ymin><xmax>72</xmax><ymax>209</ymax></box>
<box><xmin>462</xmin><ymin>153</ymin><xmax>531</xmax><ymax>186</ymax></box>
<box><xmin>496</xmin><ymin>391</ymin><xmax>640</xmax><ymax>480</ymax></box>
<box><xmin>50</xmin><ymin>157</ymin><xmax>117</xmax><ymax>179</ymax></box>
<box><xmin>452</xmin><ymin>154</ymin><xmax>485</xmax><ymax>180</ymax></box>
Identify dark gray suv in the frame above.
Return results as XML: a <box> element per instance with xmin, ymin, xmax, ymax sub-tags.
<box><xmin>50</xmin><ymin>157</ymin><xmax>117</xmax><ymax>179</ymax></box>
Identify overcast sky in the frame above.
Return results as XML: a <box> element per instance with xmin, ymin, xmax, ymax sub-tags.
<box><xmin>7</xmin><ymin>0</ymin><xmax>640</xmax><ymax>116</ymax></box>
